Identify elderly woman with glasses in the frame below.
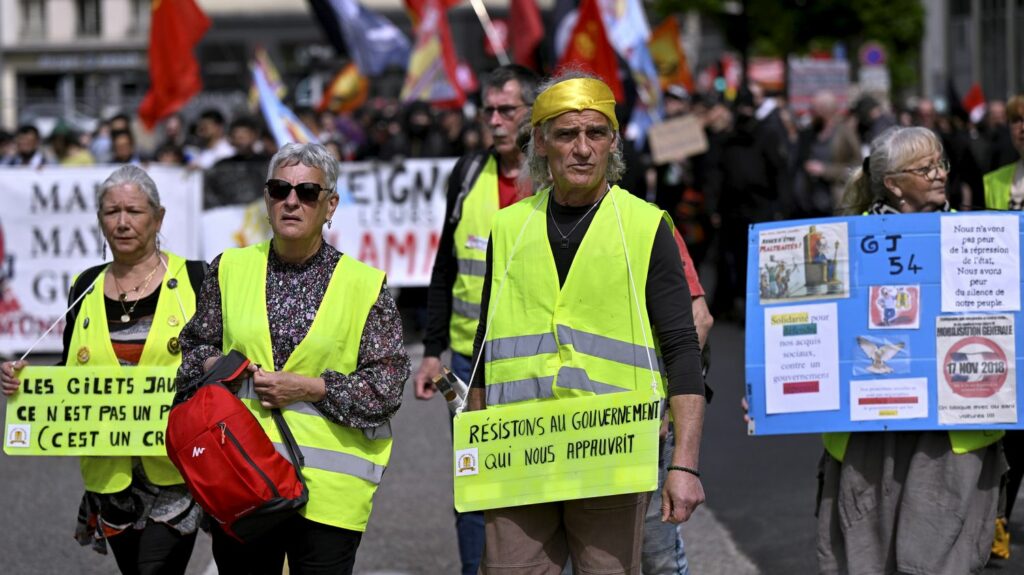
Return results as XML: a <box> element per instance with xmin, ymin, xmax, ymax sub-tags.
<box><xmin>823</xmin><ymin>126</ymin><xmax>1006</xmax><ymax>575</ymax></box>
<box><xmin>175</xmin><ymin>142</ymin><xmax>410</xmax><ymax>574</ymax></box>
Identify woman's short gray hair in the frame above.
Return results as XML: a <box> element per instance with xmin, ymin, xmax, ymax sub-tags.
<box><xmin>96</xmin><ymin>165</ymin><xmax>161</xmax><ymax>212</ymax></box>
<box><xmin>525</xmin><ymin>70</ymin><xmax>626</xmax><ymax>188</ymax></box>
<box><xmin>267</xmin><ymin>142</ymin><xmax>339</xmax><ymax>195</ymax></box>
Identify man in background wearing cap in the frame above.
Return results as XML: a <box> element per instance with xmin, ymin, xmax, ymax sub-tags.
<box><xmin>414</xmin><ymin>64</ymin><xmax>539</xmax><ymax>575</ymax></box>
<box><xmin>467</xmin><ymin>71</ymin><xmax>707</xmax><ymax>574</ymax></box>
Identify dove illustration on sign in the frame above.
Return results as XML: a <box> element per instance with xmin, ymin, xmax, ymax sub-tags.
<box><xmin>857</xmin><ymin>336</ymin><xmax>906</xmax><ymax>374</ymax></box>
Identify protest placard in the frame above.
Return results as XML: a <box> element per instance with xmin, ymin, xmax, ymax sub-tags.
<box><xmin>4</xmin><ymin>365</ymin><xmax>177</xmax><ymax>456</ymax></box>
<box><xmin>452</xmin><ymin>391</ymin><xmax>661</xmax><ymax>512</ymax></box>
<box><xmin>647</xmin><ymin>115</ymin><xmax>708</xmax><ymax>165</ymax></box>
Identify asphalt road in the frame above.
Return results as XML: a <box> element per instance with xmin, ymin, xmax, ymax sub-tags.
<box><xmin>2</xmin><ymin>323</ymin><xmax>1023</xmax><ymax>574</ymax></box>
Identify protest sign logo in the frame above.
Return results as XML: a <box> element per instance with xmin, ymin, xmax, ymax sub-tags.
<box><xmin>6</xmin><ymin>424</ymin><xmax>30</xmax><ymax>448</ymax></box>
<box><xmin>454</xmin><ymin>448</ymin><xmax>479</xmax><ymax>476</ymax></box>
<box><xmin>942</xmin><ymin>336</ymin><xmax>1009</xmax><ymax>398</ymax></box>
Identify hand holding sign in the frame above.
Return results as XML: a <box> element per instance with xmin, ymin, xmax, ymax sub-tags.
<box><xmin>1</xmin><ymin>360</ymin><xmax>27</xmax><ymax>396</ymax></box>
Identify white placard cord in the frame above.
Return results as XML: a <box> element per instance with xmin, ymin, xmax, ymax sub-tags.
<box><xmin>609</xmin><ymin>192</ymin><xmax>659</xmax><ymax>397</ymax></box>
<box><xmin>12</xmin><ymin>252</ymin><xmax>190</xmax><ymax>364</ymax></box>
<box><xmin>467</xmin><ymin>189</ymin><xmax>550</xmax><ymax>390</ymax></box>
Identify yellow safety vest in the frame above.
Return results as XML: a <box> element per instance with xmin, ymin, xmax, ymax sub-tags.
<box><xmin>450</xmin><ymin>156</ymin><xmax>499</xmax><ymax>356</ymax></box>
<box><xmin>219</xmin><ymin>241</ymin><xmax>390</xmax><ymax>532</ymax></box>
<box><xmin>69</xmin><ymin>252</ymin><xmax>196</xmax><ymax>493</ymax></box>
<box><xmin>983</xmin><ymin>162</ymin><xmax>1017</xmax><ymax>211</ymax></box>
<box><xmin>484</xmin><ymin>186</ymin><xmax>666</xmax><ymax>406</ymax></box>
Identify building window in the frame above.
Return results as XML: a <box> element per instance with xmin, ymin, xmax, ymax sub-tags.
<box><xmin>77</xmin><ymin>0</ymin><xmax>101</xmax><ymax>37</ymax></box>
<box><xmin>130</xmin><ymin>0</ymin><xmax>150</xmax><ymax>37</ymax></box>
<box><xmin>19</xmin><ymin>0</ymin><xmax>46</xmax><ymax>40</ymax></box>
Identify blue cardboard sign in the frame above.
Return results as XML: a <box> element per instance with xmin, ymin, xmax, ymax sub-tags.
<box><xmin>745</xmin><ymin>212</ymin><xmax>1024</xmax><ymax>434</ymax></box>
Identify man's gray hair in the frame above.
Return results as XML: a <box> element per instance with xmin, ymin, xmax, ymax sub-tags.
<box><xmin>267</xmin><ymin>142</ymin><xmax>340</xmax><ymax>196</ymax></box>
<box><xmin>96</xmin><ymin>165</ymin><xmax>162</xmax><ymax>212</ymax></box>
<box><xmin>525</xmin><ymin>70</ymin><xmax>626</xmax><ymax>187</ymax></box>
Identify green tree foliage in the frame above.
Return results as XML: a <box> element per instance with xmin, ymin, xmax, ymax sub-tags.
<box><xmin>655</xmin><ymin>0</ymin><xmax>925</xmax><ymax>93</ymax></box>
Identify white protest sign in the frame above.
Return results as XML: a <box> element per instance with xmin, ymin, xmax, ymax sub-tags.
<box><xmin>936</xmin><ymin>315</ymin><xmax>1017</xmax><ymax>425</ymax></box>
<box><xmin>763</xmin><ymin>302</ymin><xmax>841</xmax><ymax>414</ymax></box>
<box><xmin>0</xmin><ymin>167</ymin><xmax>202</xmax><ymax>355</ymax></box>
<box><xmin>201</xmin><ymin>158</ymin><xmax>456</xmax><ymax>288</ymax></box>
<box><xmin>941</xmin><ymin>215</ymin><xmax>1020</xmax><ymax>312</ymax></box>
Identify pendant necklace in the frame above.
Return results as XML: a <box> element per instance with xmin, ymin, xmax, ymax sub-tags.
<box><xmin>111</xmin><ymin>258</ymin><xmax>161</xmax><ymax>323</ymax></box>
<box><xmin>549</xmin><ymin>190</ymin><xmax>607</xmax><ymax>249</ymax></box>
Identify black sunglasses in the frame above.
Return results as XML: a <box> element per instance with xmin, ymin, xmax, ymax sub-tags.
<box><xmin>265</xmin><ymin>179</ymin><xmax>327</xmax><ymax>202</ymax></box>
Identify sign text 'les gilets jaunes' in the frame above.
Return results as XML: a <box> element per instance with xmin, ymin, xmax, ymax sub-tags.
<box><xmin>453</xmin><ymin>391</ymin><xmax>662</xmax><ymax>512</ymax></box>
<box><xmin>4</xmin><ymin>366</ymin><xmax>177</xmax><ymax>456</ymax></box>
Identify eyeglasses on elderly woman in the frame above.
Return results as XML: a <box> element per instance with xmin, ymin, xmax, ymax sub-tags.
<box><xmin>889</xmin><ymin>158</ymin><xmax>950</xmax><ymax>182</ymax></box>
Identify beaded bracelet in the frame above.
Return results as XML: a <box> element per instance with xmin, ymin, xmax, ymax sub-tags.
<box><xmin>667</xmin><ymin>465</ymin><xmax>701</xmax><ymax>477</ymax></box>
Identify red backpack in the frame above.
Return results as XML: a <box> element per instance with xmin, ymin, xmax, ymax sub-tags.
<box><xmin>166</xmin><ymin>352</ymin><xmax>308</xmax><ymax>541</ymax></box>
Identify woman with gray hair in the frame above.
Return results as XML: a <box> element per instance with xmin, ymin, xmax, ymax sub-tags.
<box><xmin>0</xmin><ymin>164</ymin><xmax>207</xmax><ymax>573</ymax></box>
<box><xmin>821</xmin><ymin>126</ymin><xmax>1005</xmax><ymax>574</ymax></box>
<box><xmin>175</xmin><ymin>142</ymin><xmax>410</xmax><ymax>574</ymax></box>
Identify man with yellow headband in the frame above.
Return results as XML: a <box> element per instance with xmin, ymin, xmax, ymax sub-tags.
<box><xmin>467</xmin><ymin>72</ymin><xmax>707</xmax><ymax>574</ymax></box>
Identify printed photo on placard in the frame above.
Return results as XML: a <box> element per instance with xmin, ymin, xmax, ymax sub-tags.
<box><xmin>758</xmin><ymin>223</ymin><xmax>849</xmax><ymax>304</ymax></box>
<box><xmin>868</xmin><ymin>285</ymin><xmax>920</xmax><ymax>329</ymax></box>
<box><xmin>853</xmin><ymin>335</ymin><xmax>911</xmax><ymax>376</ymax></box>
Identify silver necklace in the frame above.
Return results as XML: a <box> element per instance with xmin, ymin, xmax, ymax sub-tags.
<box><xmin>549</xmin><ymin>192</ymin><xmax>606</xmax><ymax>249</ymax></box>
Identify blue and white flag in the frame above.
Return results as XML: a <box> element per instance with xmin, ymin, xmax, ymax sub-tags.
<box><xmin>309</xmin><ymin>0</ymin><xmax>412</xmax><ymax>77</ymax></box>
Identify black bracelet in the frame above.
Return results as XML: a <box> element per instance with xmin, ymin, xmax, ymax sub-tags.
<box><xmin>667</xmin><ymin>465</ymin><xmax>700</xmax><ymax>477</ymax></box>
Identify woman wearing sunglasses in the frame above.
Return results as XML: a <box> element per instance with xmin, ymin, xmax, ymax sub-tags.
<box><xmin>175</xmin><ymin>142</ymin><xmax>410</xmax><ymax>574</ymax></box>
<box><xmin>821</xmin><ymin>126</ymin><xmax>1006</xmax><ymax>574</ymax></box>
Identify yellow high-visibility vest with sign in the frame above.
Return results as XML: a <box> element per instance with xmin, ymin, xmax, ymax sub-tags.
<box><xmin>69</xmin><ymin>251</ymin><xmax>195</xmax><ymax>494</ymax></box>
<box><xmin>454</xmin><ymin>187</ymin><xmax>666</xmax><ymax>511</ymax></box>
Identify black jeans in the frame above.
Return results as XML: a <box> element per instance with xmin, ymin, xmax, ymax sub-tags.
<box><xmin>107</xmin><ymin>521</ymin><xmax>197</xmax><ymax>575</ymax></box>
<box><xmin>211</xmin><ymin>514</ymin><xmax>362</xmax><ymax>575</ymax></box>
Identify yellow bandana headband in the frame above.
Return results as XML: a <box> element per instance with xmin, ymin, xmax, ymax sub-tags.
<box><xmin>531</xmin><ymin>78</ymin><xmax>619</xmax><ymax>131</ymax></box>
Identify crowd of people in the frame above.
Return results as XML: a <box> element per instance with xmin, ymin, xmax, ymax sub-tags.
<box><xmin>1</xmin><ymin>63</ymin><xmax>1023</xmax><ymax>575</ymax></box>
<box><xmin>2</xmin><ymin>81</ymin><xmax>1020</xmax><ymax>323</ymax></box>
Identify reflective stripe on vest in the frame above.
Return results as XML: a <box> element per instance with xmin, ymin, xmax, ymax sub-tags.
<box><xmin>484</xmin><ymin>187</ymin><xmax>665</xmax><ymax>407</ymax></box>
<box><xmin>272</xmin><ymin>443</ymin><xmax>386</xmax><ymax>484</ymax></box>
<box><xmin>457</xmin><ymin>258</ymin><xmax>487</xmax><ymax>277</ymax></box>
<box><xmin>70</xmin><ymin>252</ymin><xmax>196</xmax><ymax>493</ymax></box>
<box><xmin>450</xmin><ymin>156</ymin><xmax>499</xmax><ymax>356</ymax></box>
<box><xmin>220</xmin><ymin>241</ymin><xmax>388</xmax><ymax>532</ymax></box>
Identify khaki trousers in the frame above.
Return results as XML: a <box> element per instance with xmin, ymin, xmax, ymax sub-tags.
<box><xmin>481</xmin><ymin>492</ymin><xmax>649</xmax><ymax>575</ymax></box>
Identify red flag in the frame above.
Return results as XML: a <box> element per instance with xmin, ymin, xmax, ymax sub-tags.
<box><xmin>400</xmin><ymin>0</ymin><xmax>465</xmax><ymax>108</ymax></box>
<box><xmin>557</xmin><ymin>0</ymin><xmax>624</xmax><ymax>101</ymax></box>
<box><xmin>509</xmin><ymin>0</ymin><xmax>544</xmax><ymax>70</ymax></box>
<box><xmin>962</xmin><ymin>83</ymin><xmax>987</xmax><ymax>124</ymax></box>
<box><xmin>138</xmin><ymin>0</ymin><xmax>211</xmax><ymax>130</ymax></box>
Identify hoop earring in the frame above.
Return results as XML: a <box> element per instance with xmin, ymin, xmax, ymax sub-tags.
<box><xmin>327</xmin><ymin>219</ymin><xmax>333</xmax><ymax>230</ymax></box>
